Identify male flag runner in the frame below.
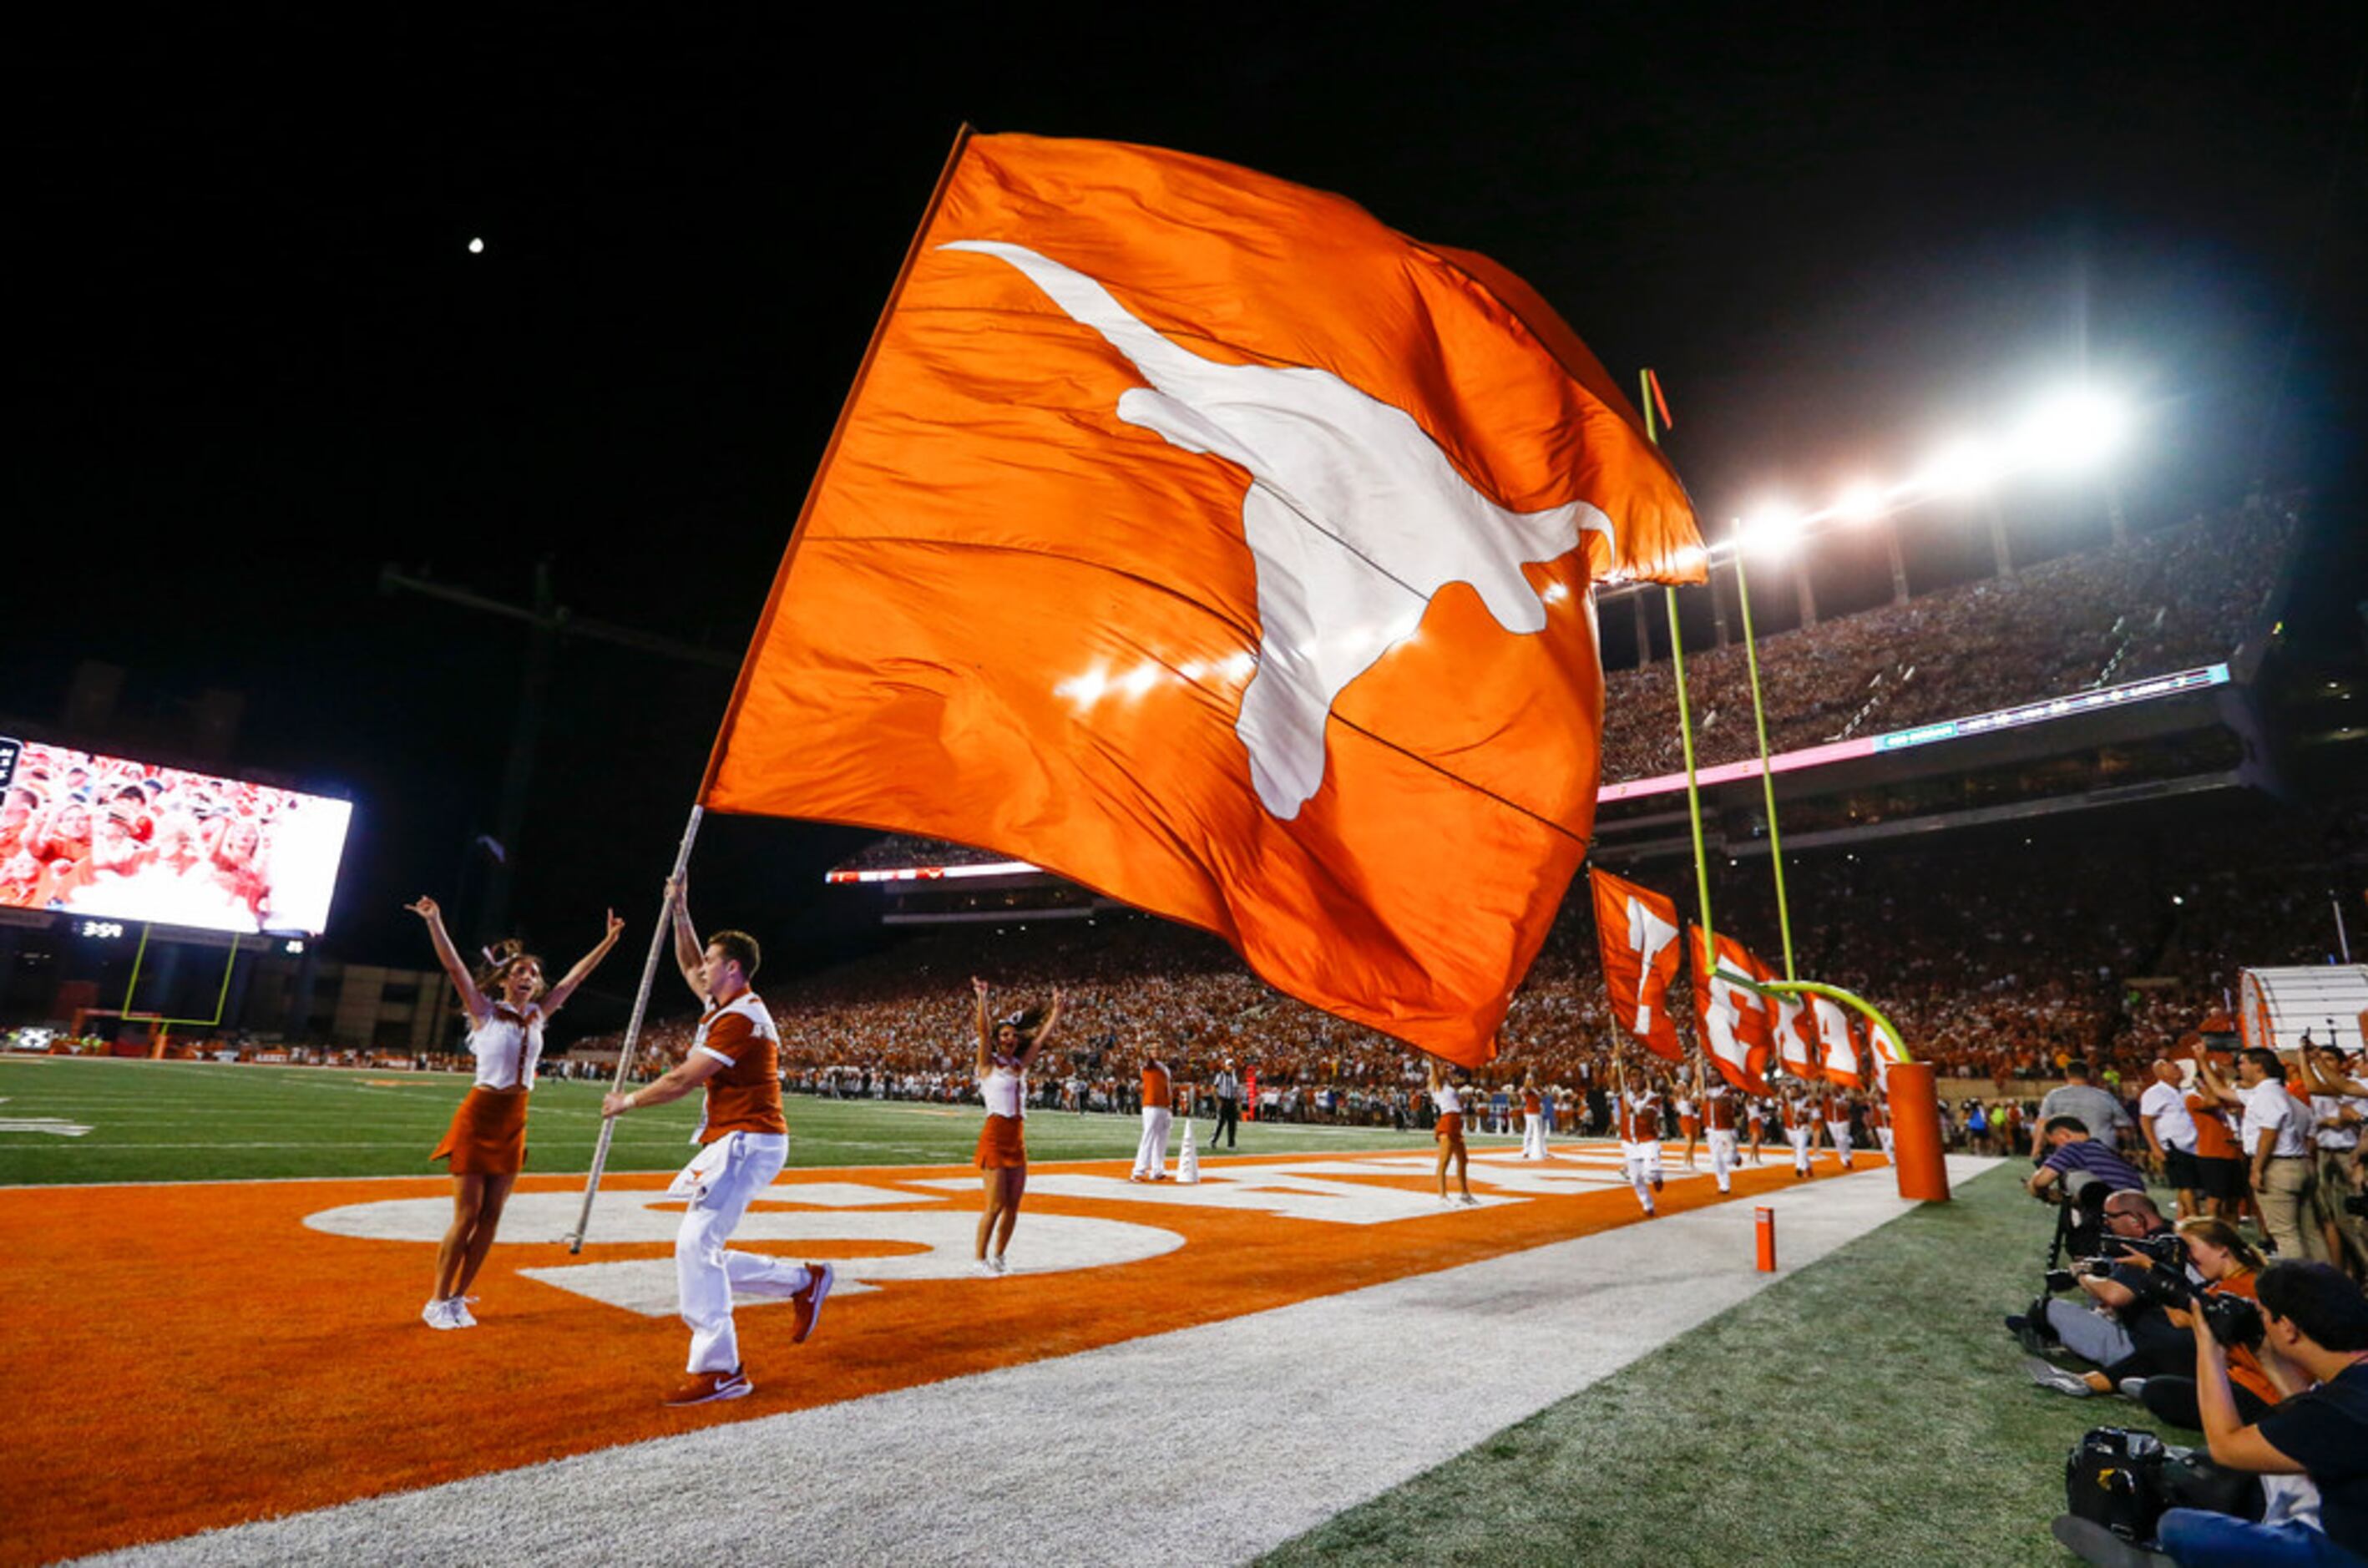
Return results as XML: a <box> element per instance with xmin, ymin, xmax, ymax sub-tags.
<box><xmin>603</xmin><ymin>878</ymin><xmax>833</xmax><ymax>1405</ymax></box>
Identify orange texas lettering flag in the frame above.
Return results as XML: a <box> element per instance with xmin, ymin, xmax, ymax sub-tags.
<box><xmin>1589</xmin><ymin>868</ymin><xmax>1684</xmax><ymax>1061</ymax></box>
<box><xmin>1693</xmin><ymin>926</ymin><xmax>1777</xmax><ymax>1095</ymax></box>
<box><xmin>702</xmin><ymin>132</ymin><xmax>1703</xmax><ymax>1065</ymax></box>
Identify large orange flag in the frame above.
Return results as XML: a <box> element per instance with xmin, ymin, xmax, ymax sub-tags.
<box><xmin>1589</xmin><ymin>867</ymin><xmax>1684</xmax><ymax>1061</ymax></box>
<box><xmin>702</xmin><ymin>132</ymin><xmax>1703</xmax><ymax>1064</ymax></box>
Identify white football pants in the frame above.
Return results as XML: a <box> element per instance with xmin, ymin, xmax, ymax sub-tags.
<box><xmin>1878</xmin><ymin>1128</ymin><xmax>1895</xmax><ymax>1159</ymax></box>
<box><xmin>1788</xmin><ymin>1127</ymin><xmax>1813</xmax><ymax>1173</ymax></box>
<box><xmin>672</xmin><ymin>1130</ymin><xmax>808</xmax><ymax>1374</ymax></box>
<box><xmin>1622</xmin><ymin>1141</ymin><xmax>1663</xmax><ymax>1212</ymax></box>
<box><xmin>1708</xmin><ymin>1128</ymin><xmax>1738</xmax><ymax>1192</ymax></box>
<box><xmin>1826</xmin><ymin>1121</ymin><xmax>1854</xmax><ymax>1166</ymax></box>
<box><xmin>1132</xmin><ymin>1106</ymin><xmax>1172</xmax><ymax>1179</ymax></box>
<box><xmin>1521</xmin><ymin>1112</ymin><xmax>1549</xmax><ymax>1160</ymax></box>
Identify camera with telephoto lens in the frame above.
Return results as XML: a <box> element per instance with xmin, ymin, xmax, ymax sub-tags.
<box><xmin>2123</xmin><ymin>1254</ymin><xmax>2265</xmax><ymax>1352</ymax></box>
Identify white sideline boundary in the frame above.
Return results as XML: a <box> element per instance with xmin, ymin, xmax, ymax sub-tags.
<box><xmin>84</xmin><ymin>1157</ymin><xmax>1999</xmax><ymax>1567</ymax></box>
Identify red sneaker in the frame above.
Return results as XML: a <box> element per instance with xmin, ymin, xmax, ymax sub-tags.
<box><xmin>663</xmin><ymin>1367</ymin><xmax>751</xmax><ymax>1406</ymax></box>
<box><xmin>790</xmin><ymin>1262</ymin><xmax>835</xmax><ymax>1346</ymax></box>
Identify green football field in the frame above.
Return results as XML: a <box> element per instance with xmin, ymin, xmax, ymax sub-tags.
<box><xmin>0</xmin><ymin>1055</ymin><xmax>1509</xmax><ymax>1186</ymax></box>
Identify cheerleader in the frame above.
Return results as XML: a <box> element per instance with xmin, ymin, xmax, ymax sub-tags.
<box><xmin>410</xmin><ymin>894</ymin><xmax>623</xmax><ymax>1328</ymax></box>
<box><xmin>971</xmin><ymin>975</ymin><xmax>1065</xmax><ymax>1276</ymax></box>
<box><xmin>1429</xmin><ymin>1057</ymin><xmax>1475</xmax><ymax>1206</ymax></box>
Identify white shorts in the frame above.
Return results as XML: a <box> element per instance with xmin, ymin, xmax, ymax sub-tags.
<box><xmin>1621</xmin><ymin>1140</ymin><xmax>1664</xmax><ymax>1176</ymax></box>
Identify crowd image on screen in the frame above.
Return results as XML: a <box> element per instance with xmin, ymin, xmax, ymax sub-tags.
<box><xmin>0</xmin><ymin>742</ymin><xmax>314</xmax><ymax>931</ymax></box>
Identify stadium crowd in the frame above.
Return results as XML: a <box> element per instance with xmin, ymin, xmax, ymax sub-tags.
<box><xmin>1596</xmin><ymin>494</ymin><xmax>2295</xmax><ymax>782</ymax></box>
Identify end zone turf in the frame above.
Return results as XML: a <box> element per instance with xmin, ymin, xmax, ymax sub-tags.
<box><xmin>6</xmin><ymin>1139</ymin><xmax>1866</xmax><ymax>1564</ymax></box>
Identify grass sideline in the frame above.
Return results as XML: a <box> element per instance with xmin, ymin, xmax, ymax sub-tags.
<box><xmin>1262</xmin><ymin>1161</ymin><xmax>2115</xmax><ymax>1568</ymax></box>
<box><xmin>0</xmin><ymin>1055</ymin><xmax>1507</xmax><ymax>1185</ymax></box>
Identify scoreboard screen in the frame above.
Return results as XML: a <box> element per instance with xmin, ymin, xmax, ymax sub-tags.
<box><xmin>0</xmin><ymin>738</ymin><xmax>351</xmax><ymax>937</ymax></box>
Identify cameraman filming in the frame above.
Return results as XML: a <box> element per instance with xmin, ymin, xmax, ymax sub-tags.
<box><xmin>2153</xmin><ymin>1261</ymin><xmax>2368</xmax><ymax>1566</ymax></box>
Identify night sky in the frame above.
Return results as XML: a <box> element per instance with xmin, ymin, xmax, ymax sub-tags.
<box><xmin>13</xmin><ymin>11</ymin><xmax>2365</xmax><ymax>1005</ymax></box>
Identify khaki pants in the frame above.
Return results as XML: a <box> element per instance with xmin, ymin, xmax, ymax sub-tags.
<box><xmin>2255</xmin><ymin>1157</ymin><xmax>2325</xmax><ymax>1262</ymax></box>
<box><xmin>2310</xmin><ymin>1148</ymin><xmax>2368</xmax><ymax>1268</ymax></box>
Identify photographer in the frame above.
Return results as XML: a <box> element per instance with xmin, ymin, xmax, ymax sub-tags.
<box><xmin>2129</xmin><ymin>1219</ymin><xmax>2277</xmax><ymax>1429</ymax></box>
<box><xmin>2154</xmin><ymin>1261</ymin><xmax>2368</xmax><ymax>1566</ymax></box>
<box><xmin>2029</xmin><ymin>1116</ymin><xmax>2150</xmax><ymax>1203</ymax></box>
<box><xmin>2018</xmin><ymin>1188</ymin><xmax>2187</xmax><ymax>1378</ymax></box>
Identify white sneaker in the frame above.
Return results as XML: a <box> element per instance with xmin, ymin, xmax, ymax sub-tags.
<box><xmin>974</xmin><ymin>1259</ymin><xmax>999</xmax><ymax>1278</ymax></box>
<box><xmin>450</xmin><ymin>1297</ymin><xmax>479</xmax><ymax>1328</ymax></box>
<box><xmin>1455</xmin><ymin>1193</ymin><xmax>1480</xmax><ymax>1206</ymax></box>
<box><xmin>422</xmin><ymin>1298</ymin><xmax>458</xmax><ymax>1330</ymax></box>
<box><xmin>989</xmin><ymin>1252</ymin><xmax>1008</xmax><ymax>1274</ymax></box>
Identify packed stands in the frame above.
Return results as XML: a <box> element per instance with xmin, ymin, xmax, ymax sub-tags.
<box><xmin>1596</xmin><ymin>495</ymin><xmax>2296</xmax><ymax>781</ymax></box>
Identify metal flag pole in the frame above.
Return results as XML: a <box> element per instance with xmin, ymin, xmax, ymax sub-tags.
<box><xmin>1729</xmin><ymin>518</ymin><xmax>1797</xmax><ymax>981</ymax></box>
<box><xmin>565</xmin><ymin>803</ymin><xmax>705</xmax><ymax>1253</ymax></box>
<box><xmin>1638</xmin><ymin>370</ymin><xmax>1718</xmax><ymax>1007</ymax></box>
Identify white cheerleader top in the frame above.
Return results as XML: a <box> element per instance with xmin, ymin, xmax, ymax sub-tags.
<box><xmin>1432</xmin><ymin>1082</ymin><xmax>1464</xmax><ymax>1115</ymax></box>
<box><xmin>468</xmin><ymin>1004</ymin><xmax>544</xmax><ymax>1090</ymax></box>
<box><xmin>982</xmin><ymin>1060</ymin><xmax>1025</xmax><ymax>1120</ymax></box>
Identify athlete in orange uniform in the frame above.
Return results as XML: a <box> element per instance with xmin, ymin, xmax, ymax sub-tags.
<box><xmin>1131</xmin><ymin>1052</ymin><xmax>1174</xmax><ymax>1181</ymax></box>
<box><xmin>1520</xmin><ymin>1072</ymin><xmax>1550</xmax><ymax>1161</ymax></box>
<box><xmin>1783</xmin><ymin>1085</ymin><xmax>1817</xmax><ymax>1176</ymax></box>
<box><xmin>1698</xmin><ymin>1055</ymin><xmax>1740</xmax><ymax>1195</ymax></box>
<box><xmin>603</xmin><ymin>878</ymin><xmax>832</xmax><ymax>1405</ymax></box>
<box><xmin>1612</xmin><ymin>1044</ymin><xmax>1665</xmax><ymax>1216</ymax></box>
<box><xmin>410</xmin><ymin>893</ymin><xmax>621</xmax><ymax>1330</ymax></box>
<box><xmin>1822</xmin><ymin>1087</ymin><xmax>1856</xmax><ymax>1169</ymax></box>
<box><xmin>973</xmin><ymin>975</ymin><xmax>1065</xmax><ymax>1274</ymax></box>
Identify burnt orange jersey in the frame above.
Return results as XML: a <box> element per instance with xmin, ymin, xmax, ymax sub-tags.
<box><xmin>1523</xmin><ymin>1088</ymin><xmax>1542</xmax><ymax>1115</ymax></box>
<box><xmin>1620</xmin><ymin>1090</ymin><xmax>1662</xmax><ymax>1143</ymax></box>
<box><xmin>692</xmin><ymin>992</ymin><xmax>786</xmax><ymax>1144</ymax></box>
<box><xmin>1704</xmin><ymin>1086</ymin><xmax>1738</xmax><ymax>1131</ymax></box>
<box><xmin>1141</xmin><ymin>1061</ymin><xmax>1172</xmax><ymax>1106</ymax></box>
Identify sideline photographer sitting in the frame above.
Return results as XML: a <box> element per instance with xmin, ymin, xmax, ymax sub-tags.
<box><xmin>2154</xmin><ymin>1261</ymin><xmax>2368</xmax><ymax>1566</ymax></box>
<box><xmin>2129</xmin><ymin>1219</ymin><xmax>2276</xmax><ymax>1429</ymax></box>
<box><xmin>2016</xmin><ymin>1189</ymin><xmax>2186</xmax><ymax>1379</ymax></box>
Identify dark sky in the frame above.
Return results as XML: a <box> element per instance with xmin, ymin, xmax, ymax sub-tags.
<box><xmin>13</xmin><ymin>9</ymin><xmax>2365</xmax><ymax>993</ymax></box>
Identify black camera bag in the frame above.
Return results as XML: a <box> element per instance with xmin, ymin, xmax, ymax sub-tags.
<box><xmin>2065</xmin><ymin>1427</ymin><xmax>2170</xmax><ymax>1542</ymax></box>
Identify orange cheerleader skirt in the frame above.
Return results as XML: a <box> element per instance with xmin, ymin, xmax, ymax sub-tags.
<box><xmin>976</xmin><ymin>1112</ymin><xmax>1027</xmax><ymax>1170</ymax></box>
<box><xmin>1434</xmin><ymin>1111</ymin><xmax>1465</xmax><ymax>1146</ymax></box>
<box><xmin>432</xmin><ymin>1085</ymin><xmax>529</xmax><ymax>1175</ymax></box>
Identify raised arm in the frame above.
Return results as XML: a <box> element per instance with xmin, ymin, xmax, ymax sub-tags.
<box><xmin>543</xmin><ymin>908</ymin><xmax>626</xmax><ymax>1015</ymax></box>
<box><xmin>406</xmin><ymin>896</ymin><xmax>489</xmax><ymax>1024</ymax></box>
<box><xmin>1021</xmin><ymin>987</ymin><xmax>1066</xmax><ymax>1065</ymax></box>
<box><xmin>2193</xmin><ymin>1054</ymin><xmax>2244</xmax><ymax>1109</ymax></box>
<box><xmin>665</xmin><ymin>875</ymin><xmax>704</xmax><ymax>1002</ymax></box>
<box><xmin>972</xmin><ymin>976</ymin><xmax>993</xmax><ymax>1075</ymax></box>
<box><xmin>2295</xmin><ymin>1047</ymin><xmax>2366</xmax><ymax>1098</ymax></box>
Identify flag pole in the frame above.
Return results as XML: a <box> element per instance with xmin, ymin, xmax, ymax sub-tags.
<box><xmin>1638</xmin><ymin>369</ymin><xmax>1717</xmax><ymax>982</ymax></box>
<box><xmin>1728</xmin><ymin>518</ymin><xmax>1798</xmax><ymax>981</ymax></box>
<box><xmin>565</xmin><ymin>802</ymin><xmax>705</xmax><ymax>1253</ymax></box>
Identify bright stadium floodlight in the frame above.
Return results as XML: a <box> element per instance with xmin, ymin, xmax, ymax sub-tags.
<box><xmin>1835</xmin><ymin>480</ymin><xmax>1886</xmax><ymax>524</ymax></box>
<box><xmin>1738</xmin><ymin>504</ymin><xmax>1804</xmax><ymax>558</ymax></box>
<box><xmin>1917</xmin><ymin>436</ymin><xmax>2000</xmax><ymax>498</ymax></box>
<box><xmin>2011</xmin><ymin>386</ymin><xmax>2130</xmax><ymax>476</ymax></box>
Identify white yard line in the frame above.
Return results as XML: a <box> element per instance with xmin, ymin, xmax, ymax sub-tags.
<box><xmin>85</xmin><ymin>1156</ymin><xmax>2000</xmax><ymax>1567</ymax></box>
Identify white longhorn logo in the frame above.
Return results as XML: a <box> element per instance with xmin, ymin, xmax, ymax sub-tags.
<box><xmin>940</xmin><ymin>240</ymin><xmax>1613</xmax><ymax>819</ymax></box>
